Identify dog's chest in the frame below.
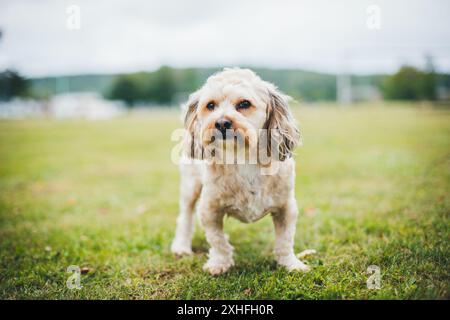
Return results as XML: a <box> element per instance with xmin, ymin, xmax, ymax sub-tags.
<box><xmin>204</xmin><ymin>165</ymin><xmax>287</xmax><ymax>223</ymax></box>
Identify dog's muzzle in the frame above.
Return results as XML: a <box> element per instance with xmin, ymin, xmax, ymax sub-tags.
<box><xmin>214</xmin><ymin>118</ymin><xmax>234</xmax><ymax>139</ymax></box>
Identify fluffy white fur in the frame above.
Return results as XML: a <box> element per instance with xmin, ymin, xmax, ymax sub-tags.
<box><xmin>171</xmin><ymin>68</ymin><xmax>310</xmax><ymax>275</ymax></box>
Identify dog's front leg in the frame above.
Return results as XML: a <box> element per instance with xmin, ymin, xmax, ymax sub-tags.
<box><xmin>272</xmin><ymin>198</ymin><xmax>310</xmax><ymax>272</ymax></box>
<box><xmin>171</xmin><ymin>172</ymin><xmax>201</xmax><ymax>255</ymax></box>
<box><xmin>199</xmin><ymin>200</ymin><xmax>234</xmax><ymax>275</ymax></box>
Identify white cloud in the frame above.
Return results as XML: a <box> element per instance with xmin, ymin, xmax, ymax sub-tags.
<box><xmin>0</xmin><ymin>0</ymin><xmax>449</xmax><ymax>76</ymax></box>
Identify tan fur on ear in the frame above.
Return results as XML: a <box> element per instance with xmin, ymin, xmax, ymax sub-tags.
<box><xmin>264</xmin><ymin>88</ymin><xmax>300</xmax><ymax>161</ymax></box>
<box><xmin>183</xmin><ymin>92</ymin><xmax>202</xmax><ymax>159</ymax></box>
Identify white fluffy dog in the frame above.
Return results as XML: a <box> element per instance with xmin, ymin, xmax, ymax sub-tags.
<box><xmin>171</xmin><ymin>68</ymin><xmax>310</xmax><ymax>275</ymax></box>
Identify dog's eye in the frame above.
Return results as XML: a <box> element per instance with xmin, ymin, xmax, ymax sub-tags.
<box><xmin>236</xmin><ymin>100</ymin><xmax>251</xmax><ymax>110</ymax></box>
<box><xmin>206</xmin><ymin>102</ymin><xmax>215</xmax><ymax>111</ymax></box>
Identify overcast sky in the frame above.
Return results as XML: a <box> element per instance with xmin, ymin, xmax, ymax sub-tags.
<box><xmin>1</xmin><ymin>0</ymin><xmax>449</xmax><ymax>77</ymax></box>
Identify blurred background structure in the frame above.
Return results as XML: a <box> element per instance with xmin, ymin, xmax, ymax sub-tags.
<box><xmin>0</xmin><ymin>0</ymin><xmax>449</xmax><ymax>117</ymax></box>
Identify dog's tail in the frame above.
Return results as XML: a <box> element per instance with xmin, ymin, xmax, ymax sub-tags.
<box><xmin>297</xmin><ymin>249</ymin><xmax>317</xmax><ymax>259</ymax></box>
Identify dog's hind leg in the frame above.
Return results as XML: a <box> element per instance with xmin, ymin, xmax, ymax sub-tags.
<box><xmin>171</xmin><ymin>164</ymin><xmax>202</xmax><ymax>255</ymax></box>
<box><xmin>272</xmin><ymin>197</ymin><xmax>310</xmax><ymax>272</ymax></box>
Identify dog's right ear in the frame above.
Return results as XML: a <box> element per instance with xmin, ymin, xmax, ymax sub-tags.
<box><xmin>183</xmin><ymin>91</ymin><xmax>202</xmax><ymax>158</ymax></box>
<box><xmin>263</xmin><ymin>86</ymin><xmax>300</xmax><ymax>161</ymax></box>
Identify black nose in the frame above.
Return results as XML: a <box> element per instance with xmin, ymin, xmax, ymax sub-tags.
<box><xmin>214</xmin><ymin>119</ymin><xmax>232</xmax><ymax>132</ymax></box>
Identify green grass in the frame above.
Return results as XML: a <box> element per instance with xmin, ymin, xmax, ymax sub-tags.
<box><xmin>0</xmin><ymin>103</ymin><xmax>449</xmax><ymax>299</ymax></box>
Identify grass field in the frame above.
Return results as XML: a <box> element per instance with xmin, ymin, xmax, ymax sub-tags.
<box><xmin>0</xmin><ymin>103</ymin><xmax>449</xmax><ymax>299</ymax></box>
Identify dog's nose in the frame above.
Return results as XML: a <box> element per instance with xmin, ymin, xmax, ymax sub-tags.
<box><xmin>214</xmin><ymin>118</ymin><xmax>232</xmax><ymax>132</ymax></box>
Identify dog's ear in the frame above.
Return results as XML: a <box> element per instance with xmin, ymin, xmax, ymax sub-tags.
<box><xmin>263</xmin><ymin>86</ymin><xmax>300</xmax><ymax>161</ymax></box>
<box><xmin>183</xmin><ymin>91</ymin><xmax>203</xmax><ymax>159</ymax></box>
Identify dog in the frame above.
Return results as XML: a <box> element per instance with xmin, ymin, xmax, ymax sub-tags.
<box><xmin>171</xmin><ymin>67</ymin><xmax>310</xmax><ymax>275</ymax></box>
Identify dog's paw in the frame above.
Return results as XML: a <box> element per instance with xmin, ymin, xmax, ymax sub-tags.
<box><xmin>170</xmin><ymin>241</ymin><xmax>193</xmax><ymax>256</ymax></box>
<box><xmin>203</xmin><ymin>259</ymin><xmax>234</xmax><ymax>275</ymax></box>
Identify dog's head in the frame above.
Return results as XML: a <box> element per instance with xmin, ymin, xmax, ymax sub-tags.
<box><xmin>183</xmin><ymin>68</ymin><xmax>300</xmax><ymax>162</ymax></box>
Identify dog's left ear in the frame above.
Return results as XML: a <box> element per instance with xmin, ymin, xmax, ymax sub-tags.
<box><xmin>263</xmin><ymin>86</ymin><xmax>300</xmax><ymax>161</ymax></box>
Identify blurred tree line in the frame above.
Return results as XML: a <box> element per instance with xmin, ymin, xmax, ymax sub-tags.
<box><xmin>0</xmin><ymin>70</ymin><xmax>29</xmax><ymax>101</ymax></box>
<box><xmin>108</xmin><ymin>66</ymin><xmax>199</xmax><ymax>106</ymax></box>
<box><xmin>2</xmin><ymin>65</ymin><xmax>449</xmax><ymax>105</ymax></box>
<box><xmin>381</xmin><ymin>65</ymin><xmax>437</xmax><ymax>100</ymax></box>
<box><xmin>106</xmin><ymin>66</ymin><xmax>339</xmax><ymax>106</ymax></box>
<box><xmin>106</xmin><ymin>65</ymin><xmax>445</xmax><ymax>107</ymax></box>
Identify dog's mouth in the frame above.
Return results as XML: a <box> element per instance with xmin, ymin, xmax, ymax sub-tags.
<box><xmin>202</xmin><ymin>127</ymin><xmax>253</xmax><ymax>148</ymax></box>
<box><xmin>203</xmin><ymin>128</ymin><xmax>237</xmax><ymax>144</ymax></box>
